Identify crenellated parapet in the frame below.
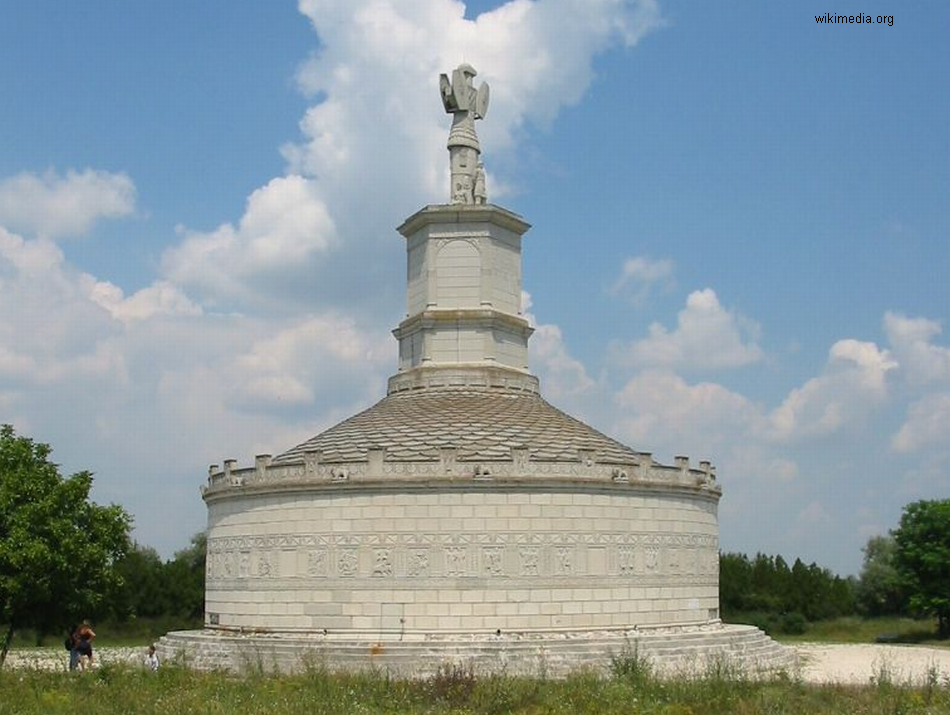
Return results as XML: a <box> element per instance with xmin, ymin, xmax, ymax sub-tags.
<box><xmin>202</xmin><ymin>448</ymin><xmax>720</xmax><ymax>500</ymax></box>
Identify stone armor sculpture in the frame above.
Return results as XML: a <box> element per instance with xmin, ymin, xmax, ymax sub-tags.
<box><xmin>440</xmin><ymin>63</ymin><xmax>489</xmax><ymax>204</ymax></box>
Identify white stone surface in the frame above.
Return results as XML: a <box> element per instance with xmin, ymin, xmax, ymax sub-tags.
<box><xmin>440</xmin><ymin>64</ymin><xmax>489</xmax><ymax>205</ymax></box>
<box><xmin>395</xmin><ymin>205</ymin><xmax>532</xmax><ymax>375</ymax></box>
<box><xmin>204</xmin><ymin>485</ymin><xmax>719</xmax><ymax>634</ymax></box>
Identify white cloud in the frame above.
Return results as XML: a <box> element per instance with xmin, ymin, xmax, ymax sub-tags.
<box><xmin>0</xmin><ymin>168</ymin><xmax>135</xmax><ymax>238</ymax></box>
<box><xmin>522</xmin><ymin>291</ymin><xmax>595</xmax><ymax>399</ymax></box>
<box><xmin>610</xmin><ymin>255</ymin><xmax>673</xmax><ymax>304</ymax></box>
<box><xmin>160</xmin><ymin>175</ymin><xmax>335</xmax><ymax>307</ymax></box>
<box><xmin>797</xmin><ymin>500</ymin><xmax>832</xmax><ymax>526</ymax></box>
<box><xmin>90</xmin><ymin>280</ymin><xmax>202</xmax><ymax>324</ymax></box>
<box><xmin>152</xmin><ymin>0</ymin><xmax>662</xmax><ymax>315</ymax></box>
<box><xmin>228</xmin><ymin>312</ymin><xmax>391</xmax><ymax>411</ymax></box>
<box><xmin>618</xmin><ymin>288</ymin><xmax>763</xmax><ymax>371</ymax></box>
<box><xmin>284</xmin><ymin>0</ymin><xmax>663</xmax><ymax>234</ymax></box>
<box><xmin>892</xmin><ymin>392</ymin><xmax>950</xmax><ymax>453</ymax></box>
<box><xmin>530</xmin><ymin>322</ymin><xmax>596</xmax><ymax>398</ymax></box>
<box><xmin>884</xmin><ymin>311</ymin><xmax>950</xmax><ymax>385</ymax></box>
<box><xmin>613</xmin><ymin>368</ymin><xmax>759</xmax><ymax>458</ymax></box>
<box><xmin>0</xmin><ymin>227</ymin><xmax>124</xmax><ymax>384</ymax></box>
<box><xmin>766</xmin><ymin>339</ymin><xmax>896</xmax><ymax>443</ymax></box>
<box><xmin>0</xmin><ymin>217</ymin><xmax>395</xmax><ymax>552</ymax></box>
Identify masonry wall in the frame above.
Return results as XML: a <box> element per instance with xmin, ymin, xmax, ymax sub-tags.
<box><xmin>205</xmin><ymin>486</ymin><xmax>719</xmax><ymax>634</ymax></box>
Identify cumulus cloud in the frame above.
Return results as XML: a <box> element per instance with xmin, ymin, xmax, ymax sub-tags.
<box><xmin>89</xmin><ymin>281</ymin><xmax>202</xmax><ymax>324</ymax></box>
<box><xmin>0</xmin><ymin>168</ymin><xmax>135</xmax><ymax>239</ymax></box>
<box><xmin>797</xmin><ymin>500</ymin><xmax>832</xmax><ymax>526</ymax></box>
<box><xmin>766</xmin><ymin>339</ymin><xmax>896</xmax><ymax>443</ymax></box>
<box><xmin>0</xmin><ymin>214</ymin><xmax>396</xmax><ymax>549</ymax></box>
<box><xmin>617</xmin><ymin>288</ymin><xmax>763</xmax><ymax>371</ymax></box>
<box><xmin>228</xmin><ymin>313</ymin><xmax>391</xmax><ymax>411</ymax></box>
<box><xmin>522</xmin><ymin>291</ymin><xmax>595</xmax><ymax>399</ymax></box>
<box><xmin>609</xmin><ymin>255</ymin><xmax>674</xmax><ymax>304</ymax></box>
<box><xmin>892</xmin><ymin>392</ymin><xmax>950</xmax><ymax>453</ymax></box>
<box><xmin>149</xmin><ymin>0</ymin><xmax>662</xmax><ymax>315</ymax></box>
<box><xmin>884</xmin><ymin>311</ymin><xmax>950</xmax><ymax>385</ymax></box>
<box><xmin>0</xmin><ymin>227</ymin><xmax>124</xmax><ymax>385</ymax></box>
<box><xmin>613</xmin><ymin>368</ymin><xmax>759</xmax><ymax>458</ymax></box>
<box><xmin>161</xmin><ymin>175</ymin><xmax>335</xmax><ymax>307</ymax></box>
<box><xmin>282</xmin><ymin>0</ymin><xmax>663</xmax><ymax>238</ymax></box>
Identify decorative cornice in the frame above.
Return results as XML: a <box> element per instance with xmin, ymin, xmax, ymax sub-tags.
<box><xmin>386</xmin><ymin>365</ymin><xmax>539</xmax><ymax>394</ymax></box>
<box><xmin>398</xmin><ymin>203</ymin><xmax>531</xmax><ymax>238</ymax></box>
<box><xmin>392</xmin><ymin>308</ymin><xmax>534</xmax><ymax>340</ymax></box>
<box><xmin>201</xmin><ymin>451</ymin><xmax>722</xmax><ymax>503</ymax></box>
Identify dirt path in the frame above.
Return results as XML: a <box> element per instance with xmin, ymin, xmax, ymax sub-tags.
<box><xmin>7</xmin><ymin>643</ymin><xmax>950</xmax><ymax>686</ymax></box>
<box><xmin>794</xmin><ymin>643</ymin><xmax>950</xmax><ymax>685</ymax></box>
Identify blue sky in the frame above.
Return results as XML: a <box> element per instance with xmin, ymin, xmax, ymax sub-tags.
<box><xmin>1</xmin><ymin>0</ymin><xmax>947</xmax><ymax>575</ymax></box>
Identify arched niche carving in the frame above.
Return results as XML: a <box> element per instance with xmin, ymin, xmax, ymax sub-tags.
<box><xmin>435</xmin><ymin>239</ymin><xmax>480</xmax><ymax>308</ymax></box>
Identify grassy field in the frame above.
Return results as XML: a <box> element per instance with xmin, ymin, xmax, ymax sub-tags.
<box><xmin>11</xmin><ymin>616</ymin><xmax>202</xmax><ymax>649</ymax></box>
<box><xmin>6</xmin><ymin>617</ymin><xmax>949</xmax><ymax>713</ymax></box>
<box><xmin>2</xmin><ymin>655</ymin><xmax>950</xmax><ymax>715</ymax></box>
<box><xmin>777</xmin><ymin>616</ymin><xmax>948</xmax><ymax>646</ymax></box>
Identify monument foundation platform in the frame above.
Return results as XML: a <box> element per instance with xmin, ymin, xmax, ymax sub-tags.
<box><xmin>157</xmin><ymin>622</ymin><xmax>796</xmax><ymax>677</ymax></box>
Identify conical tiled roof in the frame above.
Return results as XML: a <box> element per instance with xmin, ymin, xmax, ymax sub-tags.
<box><xmin>273</xmin><ymin>387</ymin><xmax>640</xmax><ymax>466</ymax></box>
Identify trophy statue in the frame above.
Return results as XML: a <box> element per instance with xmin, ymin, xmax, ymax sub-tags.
<box><xmin>440</xmin><ymin>63</ymin><xmax>490</xmax><ymax>204</ymax></box>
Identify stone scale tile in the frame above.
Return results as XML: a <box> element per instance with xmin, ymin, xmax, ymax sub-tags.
<box><xmin>273</xmin><ymin>387</ymin><xmax>640</xmax><ymax>466</ymax></box>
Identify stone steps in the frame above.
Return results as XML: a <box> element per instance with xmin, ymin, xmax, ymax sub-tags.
<box><xmin>158</xmin><ymin>624</ymin><xmax>796</xmax><ymax>678</ymax></box>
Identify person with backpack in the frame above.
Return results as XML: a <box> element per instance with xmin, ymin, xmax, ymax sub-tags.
<box><xmin>75</xmin><ymin>620</ymin><xmax>96</xmax><ymax>672</ymax></box>
<box><xmin>65</xmin><ymin>626</ymin><xmax>79</xmax><ymax>671</ymax></box>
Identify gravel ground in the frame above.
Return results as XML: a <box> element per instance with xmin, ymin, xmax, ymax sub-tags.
<box><xmin>5</xmin><ymin>643</ymin><xmax>950</xmax><ymax>685</ymax></box>
<box><xmin>794</xmin><ymin>643</ymin><xmax>950</xmax><ymax>685</ymax></box>
<box><xmin>4</xmin><ymin>646</ymin><xmax>145</xmax><ymax>672</ymax></box>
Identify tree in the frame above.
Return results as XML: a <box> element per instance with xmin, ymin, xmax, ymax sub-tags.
<box><xmin>163</xmin><ymin>532</ymin><xmax>206</xmax><ymax>620</ymax></box>
<box><xmin>112</xmin><ymin>543</ymin><xmax>167</xmax><ymax>619</ymax></box>
<box><xmin>893</xmin><ymin>499</ymin><xmax>950</xmax><ymax>637</ymax></box>
<box><xmin>0</xmin><ymin>425</ymin><xmax>131</xmax><ymax>667</ymax></box>
<box><xmin>856</xmin><ymin>534</ymin><xmax>907</xmax><ymax>616</ymax></box>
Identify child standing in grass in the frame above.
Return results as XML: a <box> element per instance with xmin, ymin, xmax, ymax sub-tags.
<box><xmin>144</xmin><ymin>644</ymin><xmax>160</xmax><ymax>672</ymax></box>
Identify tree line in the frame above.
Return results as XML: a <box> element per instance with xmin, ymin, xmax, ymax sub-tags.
<box><xmin>719</xmin><ymin>552</ymin><xmax>855</xmax><ymax>633</ymax></box>
<box><xmin>2</xmin><ymin>424</ymin><xmax>949</xmax><ymax>667</ymax></box>
<box><xmin>720</xmin><ymin>499</ymin><xmax>950</xmax><ymax>636</ymax></box>
<box><xmin>111</xmin><ymin>534</ymin><xmax>205</xmax><ymax>626</ymax></box>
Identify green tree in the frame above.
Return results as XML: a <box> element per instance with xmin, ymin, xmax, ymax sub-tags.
<box><xmin>163</xmin><ymin>532</ymin><xmax>206</xmax><ymax>620</ymax></box>
<box><xmin>719</xmin><ymin>552</ymin><xmax>753</xmax><ymax>616</ymax></box>
<box><xmin>856</xmin><ymin>534</ymin><xmax>907</xmax><ymax>616</ymax></box>
<box><xmin>894</xmin><ymin>499</ymin><xmax>950</xmax><ymax>636</ymax></box>
<box><xmin>0</xmin><ymin>425</ymin><xmax>131</xmax><ymax>667</ymax></box>
<box><xmin>112</xmin><ymin>543</ymin><xmax>167</xmax><ymax>619</ymax></box>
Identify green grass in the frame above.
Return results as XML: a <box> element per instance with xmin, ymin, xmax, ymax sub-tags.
<box><xmin>10</xmin><ymin>616</ymin><xmax>202</xmax><ymax>650</ymax></box>
<box><xmin>2</xmin><ymin>658</ymin><xmax>950</xmax><ymax>715</ymax></box>
<box><xmin>776</xmin><ymin>616</ymin><xmax>949</xmax><ymax>646</ymax></box>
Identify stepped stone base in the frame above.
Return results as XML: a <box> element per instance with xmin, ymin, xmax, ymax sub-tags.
<box><xmin>157</xmin><ymin>623</ymin><xmax>796</xmax><ymax>678</ymax></box>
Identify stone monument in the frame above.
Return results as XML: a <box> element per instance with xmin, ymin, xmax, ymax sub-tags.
<box><xmin>158</xmin><ymin>65</ymin><xmax>794</xmax><ymax>676</ymax></box>
<box><xmin>440</xmin><ymin>63</ymin><xmax>490</xmax><ymax>204</ymax></box>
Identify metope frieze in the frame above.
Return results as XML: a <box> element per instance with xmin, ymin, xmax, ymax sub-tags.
<box><xmin>445</xmin><ymin>545</ymin><xmax>469</xmax><ymax>576</ymax></box>
<box><xmin>407</xmin><ymin>548</ymin><xmax>430</xmax><ymax>577</ymax></box>
<box><xmin>518</xmin><ymin>547</ymin><xmax>540</xmax><ymax>576</ymax></box>
<box><xmin>307</xmin><ymin>548</ymin><xmax>328</xmax><ymax>577</ymax></box>
<box><xmin>373</xmin><ymin>548</ymin><xmax>394</xmax><ymax>577</ymax></box>
<box><xmin>482</xmin><ymin>546</ymin><xmax>505</xmax><ymax>577</ymax></box>
<box><xmin>553</xmin><ymin>545</ymin><xmax>573</xmax><ymax>575</ymax></box>
<box><xmin>205</xmin><ymin>530</ymin><xmax>718</xmax><ymax>582</ymax></box>
<box><xmin>338</xmin><ymin>548</ymin><xmax>358</xmax><ymax>578</ymax></box>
